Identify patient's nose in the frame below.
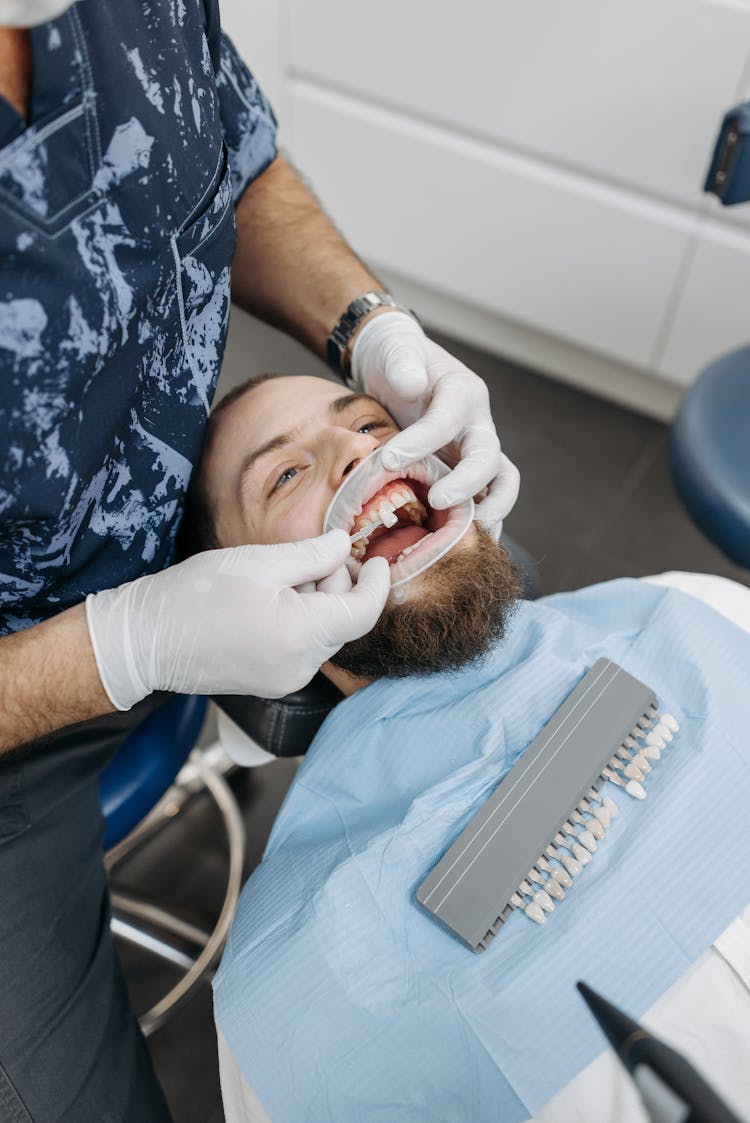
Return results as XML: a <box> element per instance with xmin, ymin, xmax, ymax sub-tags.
<box><xmin>330</xmin><ymin>428</ymin><xmax>381</xmax><ymax>487</ymax></box>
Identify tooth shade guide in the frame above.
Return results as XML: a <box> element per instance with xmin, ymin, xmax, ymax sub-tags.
<box><xmin>417</xmin><ymin>659</ymin><xmax>670</xmax><ymax>951</ymax></box>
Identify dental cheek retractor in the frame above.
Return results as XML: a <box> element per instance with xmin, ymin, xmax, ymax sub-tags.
<box><xmin>323</xmin><ymin>446</ymin><xmax>475</xmax><ymax>592</ymax></box>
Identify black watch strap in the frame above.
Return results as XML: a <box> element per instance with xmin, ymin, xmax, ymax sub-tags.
<box><xmin>326</xmin><ymin>291</ymin><xmax>418</xmax><ymax>384</ymax></box>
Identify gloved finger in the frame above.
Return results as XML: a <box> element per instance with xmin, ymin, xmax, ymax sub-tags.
<box><xmin>380</xmin><ymin>340</ymin><xmax>429</xmax><ymax>401</ymax></box>
<box><xmin>233</xmin><ymin>530</ymin><xmax>352</xmax><ymax>589</ymax></box>
<box><xmin>316</xmin><ymin>564</ymin><xmax>353</xmax><ymax>595</ymax></box>
<box><xmin>427</xmin><ymin>426</ymin><xmax>503</xmax><ymax>510</ymax></box>
<box><xmin>307</xmin><ymin>555</ymin><xmax>391</xmax><ymax>647</ymax></box>
<box><xmin>379</xmin><ymin>402</ymin><xmax>460</xmax><ymax>471</ymax></box>
<box><xmin>473</xmin><ymin>454</ymin><xmax>521</xmax><ymax>531</ymax></box>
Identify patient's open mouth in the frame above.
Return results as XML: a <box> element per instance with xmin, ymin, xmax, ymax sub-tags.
<box><xmin>349</xmin><ymin>478</ymin><xmax>448</xmax><ymax>566</ymax></box>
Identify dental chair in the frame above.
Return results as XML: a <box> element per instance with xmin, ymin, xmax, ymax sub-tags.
<box><xmin>669</xmin><ymin>345</ymin><xmax>750</xmax><ymax>571</ymax></box>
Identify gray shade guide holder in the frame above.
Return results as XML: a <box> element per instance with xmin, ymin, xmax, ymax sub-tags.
<box><xmin>416</xmin><ymin>659</ymin><xmax>657</xmax><ymax>953</ymax></box>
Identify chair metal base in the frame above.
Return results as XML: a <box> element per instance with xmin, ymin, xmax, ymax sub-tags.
<box><xmin>106</xmin><ymin>741</ymin><xmax>246</xmax><ymax>1037</ymax></box>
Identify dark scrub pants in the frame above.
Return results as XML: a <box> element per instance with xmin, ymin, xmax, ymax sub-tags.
<box><xmin>0</xmin><ymin>1</ymin><xmax>277</xmax><ymax>1118</ymax></box>
<box><xmin>0</xmin><ymin>700</ymin><xmax>171</xmax><ymax>1122</ymax></box>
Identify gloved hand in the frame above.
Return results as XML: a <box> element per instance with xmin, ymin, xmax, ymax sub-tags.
<box><xmin>351</xmin><ymin>312</ymin><xmax>520</xmax><ymax>536</ymax></box>
<box><xmin>85</xmin><ymin>530</ymin><xmax>390</xmax><ymax>710</ymax></box>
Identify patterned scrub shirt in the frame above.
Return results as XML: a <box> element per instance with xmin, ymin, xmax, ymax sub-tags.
<box><xmin>0</xmin><ymin>0</ymin><xmax>277</xmax><ymax>635</ymax></box>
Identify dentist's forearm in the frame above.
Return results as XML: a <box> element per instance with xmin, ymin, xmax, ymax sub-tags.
<box><xmin>0</xmin><ymin>605</ymin><xmax>113</xmax><ymax>753</ymax></box>
<box><xmin>231</xmin><ymin>153</ymin><xmax>385</xmax><ymax>359</ymax></box>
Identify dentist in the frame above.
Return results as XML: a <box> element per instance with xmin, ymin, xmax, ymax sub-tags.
<box><xmin>0</xmin><ymin>1</ymin><xmax>519</xmax><ymax>1118</ymax></box>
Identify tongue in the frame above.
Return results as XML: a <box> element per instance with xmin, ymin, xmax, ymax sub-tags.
<box><xmin>364</xmin><ymin>524</ymin><xmax>428</xmax><ymax>563</ymax></box>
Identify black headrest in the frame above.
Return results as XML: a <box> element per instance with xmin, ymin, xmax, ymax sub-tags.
<box><xmin>212</xmin><ymin>673</ymin><xmax>344</xmax><ymax>758</ymax></box>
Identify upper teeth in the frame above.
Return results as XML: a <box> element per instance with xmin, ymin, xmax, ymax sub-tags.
<box><xmin>350</xmin><ymin>487</ymin><xmax>421</xmax><ymax>544</ymax></box>
<box><xmin>348</xmin><ymin>483</ymin><xmax>428</xmax><ymax>561</ymax></box>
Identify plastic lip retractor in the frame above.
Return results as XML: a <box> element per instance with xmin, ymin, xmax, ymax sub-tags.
<box><xmin>323</xmin><ymin>446</ymin><xmax>475</xmax><ymax>590</ymax></box>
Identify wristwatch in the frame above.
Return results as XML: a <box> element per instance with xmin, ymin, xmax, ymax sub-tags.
<box><xmin>326</xmin><ymin>291</ymin><xmax>420</xmax><ymax>385</ymax></box>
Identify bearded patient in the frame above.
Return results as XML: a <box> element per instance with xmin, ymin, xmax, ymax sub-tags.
<box><xmin>181</xmin><ymin>372</ymin><xmax>523</xmax><ymax>688</ymax></box>
<box><xmin>183</xmin><ymin>373</ymin><xmax>750</xmax><ymax>1123</ymax></box>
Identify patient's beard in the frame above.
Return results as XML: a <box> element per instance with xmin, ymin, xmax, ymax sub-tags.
<box><xmin>331</xmin><ymin>525</ymin><xmax>523</xmax><ymax>679</ymax></box>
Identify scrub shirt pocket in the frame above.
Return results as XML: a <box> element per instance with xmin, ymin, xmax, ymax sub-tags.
<box><xmin>172</xmin><ymin>145</ymin><xmax>238</xmax><ymax>414</ymax></box>
<box><xmin>0</xmin><ymin>98</ymin><xmax>99</xmax><ymax>237</ymax></box>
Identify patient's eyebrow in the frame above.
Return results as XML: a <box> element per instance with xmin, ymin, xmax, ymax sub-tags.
<box><xmin>328</xmin><ymin>392</ymin><xmax>383</xmax><ymax>416</ymax></box>
<box><xmin>238</xmin><ymin>432</ymin><xmax>292</xmax><ymax>488</ymax></box>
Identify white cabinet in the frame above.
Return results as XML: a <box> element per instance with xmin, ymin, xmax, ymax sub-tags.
<box><xmin>221</xmin><ymin>0</ymin><xmax>750</xmax><ymax>417</ymax></box>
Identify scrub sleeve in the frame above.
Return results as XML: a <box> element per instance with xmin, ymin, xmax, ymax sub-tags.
<box><xmin>0</xmin><ymin>1</ymin><xmax>277</xmax><ymax>1118</ymax></box>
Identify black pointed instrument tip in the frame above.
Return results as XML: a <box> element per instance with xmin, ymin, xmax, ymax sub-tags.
<box><xmin>576</xmin><ymin>982</ymin><xmax>643</xmax><ymax>1060</ymax></box>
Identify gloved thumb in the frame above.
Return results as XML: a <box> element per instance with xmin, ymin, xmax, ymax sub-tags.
<box><xmin>256</xmin><ymin>529</ymin><xmax>353</xmax><ymax>589</ymax></box>
<box><xmin>312</xmin><ymin>555</ymin><xmax>391</xmax><ymax>646</ymax></box>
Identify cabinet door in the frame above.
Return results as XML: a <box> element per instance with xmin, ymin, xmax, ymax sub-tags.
<box><xmin>290</xmin><ymin>85</ymin><xmax>694</xmax><ymax>368</ymax></box>
<box><xmin>288</xmin><ymin>0</ymin><xmax>750</xmax><ymax>209</ymax></box>
<box><xmin>658</xmin><ymin>211</ymin><xmax>750</xmax><ymax>383</ymax></box>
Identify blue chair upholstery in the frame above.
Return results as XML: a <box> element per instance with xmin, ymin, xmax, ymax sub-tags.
<box><xmin>101</xmin><ymin>694</ymin><xmax>208</xmax><ymax>851</ymax></box>
<box><xmin>670</xmin><ymin>345</ymin><xmax>750</xmax><ymax>569</ymax></box>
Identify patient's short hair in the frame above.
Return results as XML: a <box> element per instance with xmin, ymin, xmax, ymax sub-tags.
<box><xmin>178</xmin><ymin>373</ymin><xmax>283</xmax><ymax>558</ymax></box>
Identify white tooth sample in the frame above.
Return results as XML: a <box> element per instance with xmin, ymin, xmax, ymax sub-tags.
<box><xmin>539</xmin><ymin>856</ymin><xmax>573</xmax><ymax>888</ymax></box>
<box><xmin>591</xmin><ymin>806</ymin><xmax>611</xmax><ymax>829</ymax></box>
<box><xmin>544</xmin><ymin>878</ymin><xmax>565</xmax><ymax>902</ymax></box>
<box><xmin>546</xmin><ymin>845</ymin><xmax>582</xmax><ymax>877</ymax></box>
<box><xmin>586</xmin><ymin>818</ymin><xmax>605</xmax><ymax>840</ymax></box>
<box><xmin>603</xmin><ymin>796</ymin><xmax>620</xmax><ymax>818</ymax></box>
<box><xmin>571</xmin><ymin>844</ymin><xmax>591</xmax><ymax>865</ymax></box>
<box><xmin>642</xmin><ymin>744</ymin><xmax>661</xmax><ymax>761</ymax></box>
<box><xmin>623</xmin><ymin>762</ymin><xmax>645</xmax><ymax>782</ymax></box>
<box><xmin>525</xmin><ymin>903</ymin><xmax>546</xmax><ymax>925</ymax></box>
<box><xmin>624</xmin><ymin>736</ymin><xmax>640</xmax><ymax>751</ymax></box>
<box><xmin>586</xmin><ymin>787</ymin><xmax>603</xmax><ymax>805</ymax></box>
<box><xmin>653</xmin><ymin>722</ymin><xmax>673</xmax><ymax>742</ymax></box>
<box><xmin>662</xmin><ymin>713</ymin><xmax>679</xmax><ymax>732</ymax></box>
<box><xmin>578</xmin><ymin>830</ymin><xmax>598</xmax><ymax>853</ymax></box>
<box><xmin>602</xmin><ymin>767</ymin><xmax>625</xmax><ymax>788</ymax></box>
<box><xmin>534</xmin><ymin>890</ymin><xmax>555</xmax><ymax>912</ymax></box>
<box><xmin>632</xmin><ymin>753</ymin><xmax>651</xmax><ymax>772</ymax></box>
<box><xmin>625</xmin><ymin>780</ymin><xmax>646</xmax><ymax>800</ymax></box>
<box><xmin>562</xmin><ymin>854</ymin><xmax>583</xmax><ymax>877</ymax></box>
<box><xmin>608</xmin><ymin>756</ymin><xmax>625</xmax><ymax>773</ymax></box>
<box><xmin>518</xmin><ymin>880</ymin><xmax>534</xmax><ymax>897</ymax></box>
<box><xmin>553</xmin><ymin>832</ymin><xmax>573</xmax><ymax>851</ymax></box>
<box><xmin>510</xmin><ymin>893</ymin><xmax>525</xmax><ymax>909</ymax></box>
<box><xmin>379</xmin><ymin>503</ymin><xmax>398</xmax><ymax>528</ymax></box>
<box><xmin>527</xmin><ymin>869</ymin><xmax>544</xmax><ymax>886</ymax></box>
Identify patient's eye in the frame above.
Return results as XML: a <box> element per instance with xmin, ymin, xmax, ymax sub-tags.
<box><xmin>357</xmin><ymin>420</ymin><xmax>389</xmax><ymax>435</ymax></box>
<box><xmin>272</xmin><ymin>466</ymin><xmax>298</xmax><ymax>491</ymax></box>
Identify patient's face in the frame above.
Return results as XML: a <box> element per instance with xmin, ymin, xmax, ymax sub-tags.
<box><xmin>199</xmin><ymin>375</ymin><xmax>520</xmax><ymax>677</ymax></box>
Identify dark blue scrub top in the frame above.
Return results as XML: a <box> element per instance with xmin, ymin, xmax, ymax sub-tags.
<box><xmin>0</xmin><ymin>0</ymin><xmax>277</xmax><ymax>635</ymax></box>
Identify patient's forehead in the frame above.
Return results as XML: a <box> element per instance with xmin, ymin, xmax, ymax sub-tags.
<box><xmin>215</xmin><ymin>374</ymin><xmax>343</xmax><ymax>449</ymax></box>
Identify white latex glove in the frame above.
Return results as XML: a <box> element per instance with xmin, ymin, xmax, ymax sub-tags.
<box><xmin>351</xmin><ymin>312</ymin><xmax>520</xmax><ymax>536</ymax></box>
<box><xmin>85</xmin><ymin>530</ymin><xmax>390</xmax><ymax>710</ymax></box>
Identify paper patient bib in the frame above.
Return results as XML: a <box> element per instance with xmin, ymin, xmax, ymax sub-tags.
<box><xmin>214</xmin><ymin>579</ymin><xmax>750</xmax><ymax>1122</ymax></box>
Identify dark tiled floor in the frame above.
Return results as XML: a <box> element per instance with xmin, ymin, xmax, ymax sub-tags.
<box><xmin>114</xmin><ymin>335</ymin><xmax>748</xmax><ymax>1122</ymax></box>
